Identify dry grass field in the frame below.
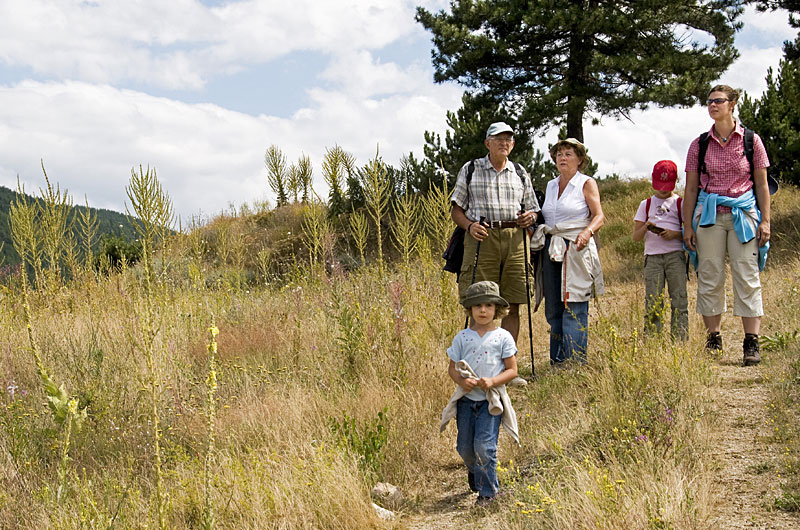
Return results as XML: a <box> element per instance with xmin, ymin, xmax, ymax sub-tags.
<box><xmin>0</xmin><ymin>171</ymin><xmax>798</xmax><ymax>529</ymax></box>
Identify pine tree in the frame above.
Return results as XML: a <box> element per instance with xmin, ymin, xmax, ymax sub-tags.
<box><xmin>416</xmin><ymin>0</ymin><xmax>742</xmax><ymax>141</ymax></box>
<box><xmin>421</xmin><ymin>93</ymin><xmax>537</xmax><ymax>187</ymax></box>
<box><xmin>739</xmin><ymin>58</ymin><xmax>800</xmax><ymax>186</ymax></box>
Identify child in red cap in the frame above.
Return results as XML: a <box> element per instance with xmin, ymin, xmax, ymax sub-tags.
<box><xmin>632</xmin><ymin>160</ymin><xmax>688</xmax><ymax>340</ymax></box>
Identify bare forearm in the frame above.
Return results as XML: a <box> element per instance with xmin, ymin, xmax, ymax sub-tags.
<box><xmin>451</xmin><ymin>205</ymin><xmax>472</xmax><ymax>230</ymax></box>
<box><xmin>448</xmin><ymin>362</ymin><xmax>463</xmax><ymax>385</ymax></box>
<box><xmin>683</xmin><ymin>172</ymin><xmax>699</xmax><ymax>223</ymax></box>
<box><xmin>755</xmin><ymin>171</ymin><xmax>770</xmax><ymax>222</ymax></box>
<box><xmin>632</xmin><ymin>221</ymin><xmax>647</xmax><ymax>242</ymax></box>
<box><xmin>587</xmin><ymin>213</ymin><xmax>604</xmax><ymax>234</ymax></box>
<box><xmin>490</xmin><ymin>366</ymin><xmax>518</xmax><ymax>387</ymax></box>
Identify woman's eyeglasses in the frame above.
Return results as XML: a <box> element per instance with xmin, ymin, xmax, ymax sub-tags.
<box><xmin>706</xmin><ymin>98</ymin><xmax>730</xmax><ymax>106</ymax></box>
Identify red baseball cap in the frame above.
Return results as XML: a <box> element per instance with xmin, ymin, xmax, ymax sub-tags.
<box><xmin>652</xmin><ymin>160</ymin><xmax>677</xmax><ymax>191</ymax></box>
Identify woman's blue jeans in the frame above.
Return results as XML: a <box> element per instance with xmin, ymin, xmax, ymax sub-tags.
<box><xmin>456</xmin><ymin>397</ymin><xmax>501</xmax><ymax>498</ymax></box>
<box><xmin>542</xmin><ymin>237</ymin><xmax>589</xmax><ymax>364</ymax></box>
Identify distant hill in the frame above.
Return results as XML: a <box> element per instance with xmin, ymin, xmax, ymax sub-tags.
<box><xmin>0</xmin><ymin>185</ymin><xmax>137</xmax><ymax>265</ymax></box>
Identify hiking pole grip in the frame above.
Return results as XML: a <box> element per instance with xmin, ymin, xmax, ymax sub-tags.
<box><xmin>521</xmin><ymin>203</ymin><xmax>535</xmax><ymax>378</ymax></box>
<box><xmin>464</xmin><ymin>216</ymin><xmax>486</xmax><ymax>329</ymax></box>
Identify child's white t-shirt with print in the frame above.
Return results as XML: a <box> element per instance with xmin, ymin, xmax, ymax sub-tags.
<box><xmin>447</xmin><ymin>327</ymin><xmax>517</xmax><ymax>402</ymax></box>
<box><xmin>634</xmin><ymin>194</ymin><xmax>684</xmax><ymax>255</ymax></box>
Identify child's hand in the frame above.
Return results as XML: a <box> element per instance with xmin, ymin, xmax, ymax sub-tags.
<box><xmin>460</xmin><ymin>378</ymin><xmax>478</xmax><ymax>392</ymax></box>
<box><xmin>660</xmin><ymin>229</ymin><xmax>682</xmax><ymax>241</ymax></box>
<box><xmin>476</xmin><ymin>377</ymin><xmax>495</xmax><ymax>391</ymax></box>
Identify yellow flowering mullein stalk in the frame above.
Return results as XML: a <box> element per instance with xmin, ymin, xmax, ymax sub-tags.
<box><xmin>348</xmin><ymin>208</ymin><xmax>369</xmax><ymax>268</ymax></box>
<box><xmin>57</xmin><ymin>398</ymin><xmax>79</xmax><ymax>501</ymax></box>
<box><xmin>126</xmin><ymin>165</ymin><xmax>173</xmax><ymax>529</ymax></box>
<box><xmin>202</xmin><ymin>320</ymin><xmax>219</xmax><ymax>530</ymax></box>
<box><xmin>362</xmin><ymin>150</ymin><xmax>391</xmax><ymax>276</ymax></box>
<box><xmin>19</xmin><ymin>271</ymin><xmax>86</xmax><ymax>502</ymax></box>
<box><xmin>390</xmin><ymin>184</ymin><xmax>419</xmax><ymax>268</ymax></box>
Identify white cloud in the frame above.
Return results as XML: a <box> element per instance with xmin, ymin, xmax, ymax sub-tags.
<box><xmin>543</xmin><ymin>7</ymin><xmax>793</xmax><ymax>186</ymax></box>
<box><xmin>579</xmin><ymin>38</ymin><xmax>787</xmax><ymax>186</ymax></box>
<box><xmin>320</xmin><ymin>50</ymin><xmax>432</xmax><ymax>98</ymax></box>
<box><xmin>581</xmin><ymin>106</ymin><xmax>707</xmax><ymax>183</ymax></box>
<box><xmin>724</xmin><ymin>45</ymin><xmax>787</xmax><ymax>96</ymax></box>
<box><xmin>0</xmin><ymin>76</ymin><xmax>462</xmax><ymax>221</ymax></box>
<box><xmin>0</xmin><ymin>0</ymin><xmax>440</xmax><ymax>90</ymax></box>
<box><xmin>741</xmin><ymin>4</ymin><xmax>797</xmax><ymax>41</ymax></box>
<box><xmin>0</xmin><ymin>81</ymin><xmax>268</xmax><ymax>219</ymax></box>
<box><xmin>0</xmin><ymin>0</ymin><xmax>790</xmax><ymax>224</ymax></box>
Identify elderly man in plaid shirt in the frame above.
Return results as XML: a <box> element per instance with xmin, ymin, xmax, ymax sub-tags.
<box><xmin>451</xmin><ymin>122</ymin><xmax>540</xmax><ymax>382</ymax></box>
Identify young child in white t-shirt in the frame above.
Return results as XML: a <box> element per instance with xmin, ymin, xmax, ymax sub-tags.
<box><xmin>632</xmin><ymin>160</ymin><xmax>688</xmax><ymax>340</ymax></box>
<box><xmin>444</xmin><ymin>281</ymin><xmax>518</xmax><ymax>506</ymax></box>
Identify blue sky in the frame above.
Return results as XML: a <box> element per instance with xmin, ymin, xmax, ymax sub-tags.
<box><xmin>0</xmin><ymin>1</ymin><xmax>794</xmax><ymax>221</ymax></box>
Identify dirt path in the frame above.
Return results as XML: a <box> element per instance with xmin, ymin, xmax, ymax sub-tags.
<box><xmin>401</xmin><ymin>461</ymin><xmax>502</xmax><ymax>530</ymax></box>
<box><xmin>401</xmin><ymin>349</ymin><xmax>800</xmax><ymax>530</ymax></box>
<box><xmin>708</xmin><ymin>349</ymin><xmax>800</xmax><ymax>529</ymax></box>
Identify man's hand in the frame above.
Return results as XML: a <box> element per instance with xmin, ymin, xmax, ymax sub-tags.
<box><xmin>468</xmin><ymin>220</ymin><xmax>488</xmax><ymax>241</ymax></box>
<box><xmin>516</xmin><ymin>209</ymin><xmax>535</xmax><ymax>229</ymax></box>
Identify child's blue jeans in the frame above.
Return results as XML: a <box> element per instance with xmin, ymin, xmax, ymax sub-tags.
<box><xmin>456</xmin><ymin>397</ymin><xmax>501</xmax><ymax>498</ymax></box>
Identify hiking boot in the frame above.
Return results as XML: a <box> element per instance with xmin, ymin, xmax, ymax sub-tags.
<box><xmin>508</xmin><ymin>375</ymin><xmax>528</xmax><ymax>387</ymax></box>
<box><xmin>743</xmin><ymin>333</ymin><xmax>761</xmax><ymax>366</ymax></box>
<box><xmin>475</xmin><ymin>495</ymin><xmax>495</xmax><ymax>507</ymax></box>
<box><xmin>468</xmin><ymin>471</ymin><xmax>478</xmax><ymax>492</ymax></box>
<box><xmin>705</xmin><ymin>331</ymin><xmax>722</xmax><ymax>354</ymax></box>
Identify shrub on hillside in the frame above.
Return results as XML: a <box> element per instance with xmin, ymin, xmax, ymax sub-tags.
<box><xmin>93</xmin><ymin>234</ymin><xmax>142</xmax><ymax>271</ymax></box>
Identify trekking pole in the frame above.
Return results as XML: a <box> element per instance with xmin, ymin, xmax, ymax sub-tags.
<box><xmin>464</xmin><ymin>216</ymin><xmax>486</xmax><ymax>329</ymax></box>
<box><xmin>521</xmin><ymin>203</ymin><xmax>535</xmax><ymax>378</ymax></box>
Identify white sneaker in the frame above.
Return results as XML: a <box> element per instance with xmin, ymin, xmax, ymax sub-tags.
<box><xmin>508</xmin><ymin>376</ymin><xmax>528</xmax><ymax>387</ymax></box>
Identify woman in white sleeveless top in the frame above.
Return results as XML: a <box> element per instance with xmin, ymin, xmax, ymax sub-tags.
<box><xmin>538</xmin><ymin>138</ymin><xmax>605</xmax><ymax>365</ymax></box>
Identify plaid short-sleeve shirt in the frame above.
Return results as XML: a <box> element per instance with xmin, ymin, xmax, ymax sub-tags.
<box><xmin>451</xmin><ymin>155</ymin><xmax>540</xmax><ymax>222</ymax></box>
<box><xmin>685</xmin><ymin>122</ymin><xmax>770</xmax><ymax>198</ymax></box>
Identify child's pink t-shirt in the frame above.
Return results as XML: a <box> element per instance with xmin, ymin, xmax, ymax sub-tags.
<box><xmin>634</xmin><ymin>194</ymin><xmax>684</xmax><ymax>256</ymax></box>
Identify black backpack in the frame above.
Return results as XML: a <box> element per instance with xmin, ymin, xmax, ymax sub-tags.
<box><xmin>442</xmin><ymin>159</ymin><xmax>528</xmax><ymax>277</ymax></box>
<box><xmin>697</xmin><ymin>127</ymin><xmax>778</xmax><ymax>196</ymax></box>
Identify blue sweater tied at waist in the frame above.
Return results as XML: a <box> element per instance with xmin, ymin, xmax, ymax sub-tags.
<box><xmin>686</xmin><ymin>189</ymin><xmax>769</xmax><ymax>272</ymax></box>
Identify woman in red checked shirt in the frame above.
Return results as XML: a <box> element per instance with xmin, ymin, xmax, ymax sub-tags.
<box><xmin>682</xmin><ymin>84</ymin><xmax>771</xmax><ymax>367</ymax></box>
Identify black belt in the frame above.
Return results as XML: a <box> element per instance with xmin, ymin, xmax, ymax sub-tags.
<box><xmin>485</xmin><ymin>220</ymin><xmax>518</xmax><ymax>229</ymax></box>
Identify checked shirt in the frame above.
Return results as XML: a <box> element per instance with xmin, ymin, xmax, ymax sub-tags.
<box><xmin>685</xmin><ymin>122</ymin><xmax>770</xmax><ymax>212</ymax></box>
<box><xmin>451</xmin><ymin>155</ymin><xmax>539</xmax><ymax>222</ymax></box>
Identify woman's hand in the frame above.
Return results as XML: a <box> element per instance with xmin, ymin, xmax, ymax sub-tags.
<box><xmin>683</xmin><ymin>226</ymin><xmax>696</xmax><ymax>251</ymax></box>
<box><xmin>575</xmin><ymin>228</ymin><xmax>592</xmax><ymax>251</ymax></box>
<box><xmin>758</xmin><ymin>220</ymin><xmax>770</xmax><ymax>246</ymax></box>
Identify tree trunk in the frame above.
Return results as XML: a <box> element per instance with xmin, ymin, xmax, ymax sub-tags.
<box><xmin>566</xmin><ymin>99</ymin><xmax>585</xmax><ymax>143</ymax></box>
<box><xmin>565</xmin><ymin>2</ymin><xmax>592</xmax><ymax>143</ymax></box>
